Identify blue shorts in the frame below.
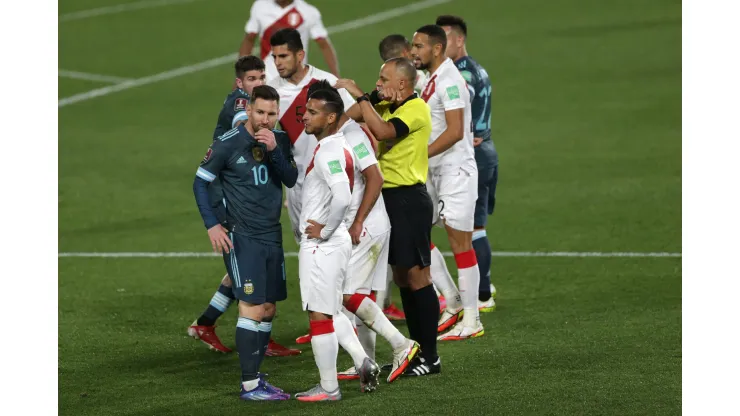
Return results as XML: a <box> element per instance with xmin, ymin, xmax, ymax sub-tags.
<box><xmin>474</xmin><ymin>164</ymin><xmax>498</xmax><ymax>228</ymax></box>
<box><xmin>223</xmin><ymin>232</ymin><xmax>287</xmax><ymax>305</ymax></box>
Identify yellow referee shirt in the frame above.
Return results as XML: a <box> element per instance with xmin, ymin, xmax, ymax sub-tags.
<box><xmin>376</xmin><ymin>94</ymin><xmax>432</xmax><ymax>188</ymax></box>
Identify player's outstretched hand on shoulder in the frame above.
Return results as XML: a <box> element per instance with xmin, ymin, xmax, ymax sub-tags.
<box><xmin>207</xmin><ymin>224</ymin><xmax>233</xmax><ymax>254</ymax></box>
<box><xmin>305</xmin><ymin>220</ymin><xmax>326</xmax><ymax>240</ymax></box>
<box><xmin>334</xmin><ymin>79</ymin><xmax>363</xmax><ymax>98</ymax></box>
<box><xmin>255</xmin><ymin>129</ymin><xmax>277</xmax><ymax>151</ymax></box>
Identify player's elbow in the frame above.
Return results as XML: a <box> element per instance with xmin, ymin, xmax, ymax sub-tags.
<box><xmin>284</xmin><ymin>171</ymin><xmax>298</xmax><ymax>188</ymax></box>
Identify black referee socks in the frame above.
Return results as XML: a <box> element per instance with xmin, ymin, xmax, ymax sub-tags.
<box><xmin>412</xmin><ymin>284</ymin><xmax>440</xmax><ymax>362</ymax></box>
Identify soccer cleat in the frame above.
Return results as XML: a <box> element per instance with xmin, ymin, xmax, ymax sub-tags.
<box><xmin>382</xmin><ymin>304</ymin><xmax>406</xmax><ymax>321</ymax></box>
<box><xmin>295</xmin><ymin>384</ymin><xmax>342</xmax><ymax>402</ymax></box>
<box><xmin>387</xmin><ymin>340</ymin><xmax>420</xmax><ymax>383</ymax></box>
<box><xmin>259</xmin><ymin>374</ymin><xmax>286</xmax><ymax>394</ymax></box>
<box><xmin>295</xmin><ymin>333</ymin><xmax>312</xmax><ymax>344</ymax></box>
<box><xmin>437</xmin><ymin>321</ymin><xmax>485</xmax><ymax>341</ymax></box>
<box><xmin>358</xmin><ymin>357</ymin><xmax>381</xmax><ymax>392</ymax></box>
<box><xmin>239</xmin><ymin>379</ymin><xmax>290</xmax><ymax>401</ymax></box>
<box><xmin>438</xmin><ymin>296</ymin><xmax>447</xmax><ymax>313</ymax></box>
<box><xmin>403</xmin><ymin>356</ymin><xmax>441</xmax><ymax>377</ymax></box>
<box><xmin>337</xmin><ymin>366</ymin><xmax>360</xmax><ymax>380</ymax></box>
<box><xmin>437</xmin><ymin>308</ymin><xmax>463</xmax><ymax>333</ymax></box>
<box><xmin>187</xmin><ymin>320</ymin><xmax>232</xmax><ymax>353</ymax></box>
<box><xmin>491</xmin><ymin>283</ymin><xmax>497</xmax><ymax>299</ymax></box>
<box><xmin>265</xmin><ymin>339</ymin><xmax>302</xmax><ymax>357</ymax></box>
<box><xmin>478</xmin><ymin>297</ymin><xmax>496</xmax><ymax>312</ymax></box>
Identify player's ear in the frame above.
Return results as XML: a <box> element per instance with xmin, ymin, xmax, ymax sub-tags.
<box><xmin>297</xmin><ymin>49</ymin><xmax>305</xmax><ymax>62</ymax></box>
<box><xmin>235</xmin><ymin>77</ymin><xmax>244</xmax><ymax>89</ymax></box>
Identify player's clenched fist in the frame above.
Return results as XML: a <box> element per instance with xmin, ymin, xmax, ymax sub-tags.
<box><xmin>334</xmin><ymin>79</ymin><xmax>364</xmax><ymax>98</ymax></box>
<box><xmin>207</xmin><ymin>224</ymin><xmax>233</xmax><ymax>254</ymax></box>
<box><xmin>255</xmin><ymin>129</ymin><xmax>277</xmax><ymax>151</ymax></box>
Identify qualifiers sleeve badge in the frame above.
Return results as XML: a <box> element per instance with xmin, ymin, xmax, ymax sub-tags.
<box><xmin>234</xmin><ymin>97</ymin><xmax>247</xmax><ymax>111</ymax></box>
<box><xmin>201</xmin><ymin>146</ymin><xmax>213</xmax><ymax>165</ymax></box>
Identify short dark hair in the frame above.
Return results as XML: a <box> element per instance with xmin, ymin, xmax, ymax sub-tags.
<box><xmin>250</xmin><ymin>85</ymin><xmax>280</xmax><ymax>104</ymax></box>
<box><xmin>435</xmin><ymin>15</ymin><xmax>468</xmax><ymax>37</ymax></box>
<box><xmin>270</xmin><ymin>28</ymin><xmax>304</xmax><ymax>52</ymax></box>
<box><xmin>386</xmin><ymin>57</ymin><xmax>417</xmax><ymax>84</ymax></box>
<box><xmin>235</xmin><ymin>55</ymin><xmax>265</xmax><ymax>78</ymax></box>
<box><xmin>308</xmin><ymin>88</ymin><xmax>344</xmax><ymax>118</ymax></box>
<box><xmin>379</xmin><ymin>34</ymin><xmax>410</xmax><ymax>61</ymax></box>
<box><xmin>307</xmin><ymin>79</ymin><xmax>335</xmax><ymax>98</ymax></box>
<box><xmin>415</xmin><ymin>24</ymin><xmax>447</xmax><ymax>52</ymax></box>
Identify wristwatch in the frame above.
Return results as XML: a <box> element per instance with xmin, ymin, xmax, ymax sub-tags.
<box><xmin>356</xmin><ymin>93</ymin><xmax>371</xmax><ymax>104</ymax></box>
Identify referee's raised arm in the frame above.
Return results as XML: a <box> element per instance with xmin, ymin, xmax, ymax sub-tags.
<box><xmin>336</xmin><ymin>58</ymin><xmax>443</xmax><ymax>376</ymax></box>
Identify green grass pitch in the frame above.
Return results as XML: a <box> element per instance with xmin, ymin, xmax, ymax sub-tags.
<box><xmin>59</xmin><ymin>0</ymin><xmax>681</xmax><ymax>414</ymax></box>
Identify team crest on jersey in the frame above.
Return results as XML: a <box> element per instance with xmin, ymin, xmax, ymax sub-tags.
<box><xmin>252</xmin><ymin>146</ymin><xmax>264</xmax><ymax>162</ymax></box>
<box><xmin>201</xmin><ymin>146</ymin><xmax>213</xmax><ymax>165</ymax></box>
<box><xmin>234</xmin><ymin>98</ymin><xmax>247</xmax><ymax>111</ymax></box>
<box><xmin>287</xmin><ymin>11</ymin><xmax>301</xmax><ymax>27</ymax></box>
<box><xmin>244</xmin><ymin>280</ymin><xmax>254</xmax><ymax>295</ymax></box>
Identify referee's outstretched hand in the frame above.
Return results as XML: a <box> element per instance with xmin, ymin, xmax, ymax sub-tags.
<box><xmin>207</xmin><ymin>224</ymin><xmax>233</xmax><ymax>254</ymax></box>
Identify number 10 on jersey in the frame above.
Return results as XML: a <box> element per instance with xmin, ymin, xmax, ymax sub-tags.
<box><xmin>251</xmin><ymin>165</ymin><xmax>269</xmax><ymax>185</ymax></box>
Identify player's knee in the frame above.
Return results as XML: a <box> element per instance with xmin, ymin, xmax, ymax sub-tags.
<box><xmin>407</xmin><ymin>266</ymin><xmax>432</xmax><ymax>290</ymax></box>
<box><xmin>237</xmin><ymin>300</ymin><xmax>264</xmax><ymax>321</ymax></box>
<box><xmin>308</xmin><ymin>311</ymin><xmax>332</xmax><ymax>321</ymax></box>
<box><xmin>221</xmin><ymin>273</ymin><xmax>232</xmax><ymax>287</ymax></box>
<box><xmin>263</xmin><ymin>303</ymin><xmax>276</xmax><ymax>321</ymax></box>
<box><xmin>446</xmin><ymin>228</ymin><xmax>473</xmax><ymax>253</ymax></box>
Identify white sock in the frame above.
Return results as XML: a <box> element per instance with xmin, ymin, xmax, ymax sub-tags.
<box><xmin>355</xmin><ymin>316</ymin><xmax>376</xmax><ymax>360</ymax></box>
<box><xmin>242</xmin><ymin>379</ymin><xmax>259</xmax><ymax>391</ymax></box>
<box><xmin>354</xmin><ymin>296</ymin><xmax>408</xmax><ymax>352</ymax></box>
<box><xmin>455</xmin><ymin>250</ymin><xmax>481</xmax><ymax>327</ymax></box>
<box><xmin>333</xmin><ymin>312</ymin><xmax>367</xmax><ymax>369</ymax></box>
<box><xmin>310</xmin><ymin>331</ymin><xmax>339</xmax><ymax>392</ymax></box>
<box><xmin>341</xmin><ymin>306</ymin><xmax>357</xmax><ymax>329</ymax></box>
<box><xmin>431</xmin><ymin>246</ymin><xmax>461</xmax><ymax>310</ymax></box>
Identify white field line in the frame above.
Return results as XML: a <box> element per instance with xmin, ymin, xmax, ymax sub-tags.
<box><xmin>60</xmin><ymin>0</ymin><xmax>205</xmax><ymax>22</ymax></box>
<box><xmin>59</xmin><ymin>69</ymin><xmax>132</xmax><ymax>84</ymax></box>
<box><xmin>58</xmin><ymin>251</ymin><xmax>682</xmax><ymax>258</ymax></box>
<box><xmin>58</xmin><ymin>0</ymin><xmax>454</xmax><ymax>108</ymax></box>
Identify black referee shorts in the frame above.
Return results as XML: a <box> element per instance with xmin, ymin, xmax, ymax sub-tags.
<box><xmin>382</xmin><ymin>184</ymin><xmax>433</xmax><ymax>269</ymax></box>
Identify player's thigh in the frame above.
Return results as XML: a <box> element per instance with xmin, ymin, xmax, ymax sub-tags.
<box><xmin>474</xmin><ymin>164</ymin><xmax>496</xmax><ymax>228</ymax></box>
<box><xmin>298</xmin><ymin>242</ymin><xmax>350</xmax><ymax>315</ymax></box>
<box><xmin>265</xmin><ymin>246</ymin><xmax>288</xmax><ymax>304</ymax></box>
<box><xmin>394</xmin><ymin>186</ymin><xmax>433</xmax><ymax>269</ymax></box>
<box><xmin>437</xmin><ymin>168</ymin><xmax>477</xmax><ymax>233</ymax></box>
<box><xmin>346</xmin><ymin>231</ymin><xmax>389</xmax><ymax>295</ymax></box>
<box><xmin>487</xmin><ymin>165</ymin><xmax>499</xmax><ymax>216</ymax></box>
<box><xmin>224</xmin><ymin>234</ymin><xmax>269</xmax><ymax>305</ymax></box>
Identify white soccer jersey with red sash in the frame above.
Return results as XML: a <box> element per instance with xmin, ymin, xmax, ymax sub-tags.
<box><xmin>245</xmin><ymin>0</ymin><xmax>328</xmax><ymax>80</ymax></box>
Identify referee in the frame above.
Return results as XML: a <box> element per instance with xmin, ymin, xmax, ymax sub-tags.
<box><xmin>336</xmin><ymin>57</ymin><xmax>441</xmax><ymax>377</ymax></box>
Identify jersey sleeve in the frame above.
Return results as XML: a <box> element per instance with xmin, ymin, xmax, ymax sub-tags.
<box><xmin>317</xmin><ymin>148</ymin><xmax>350</xmax><ymax>188</ymax></box>
<box><xmin>244</xmin><ymin>1</ymin><xmax>261</xmax><ymax>34</ymax></box>
<box><xmin>437</xmin><ymin>76</ymin><xmax>466</xmax><ymax>111</ymax></box>
<box><xmin>338</xmin><ymin>88</ymin><xmax>356</xmax><ymax>111</ymax></box>
<box><xmin>390</xmin><ymin>101</ymin><xmax>426</xmax><ymax>135</ymax></box>
<box><xmin>308</xmin><ymin>6</ymin><xmax>329</xmax><ymax>39</ymax></box>
<box><xmin>196</xmin><ymin>139</ymin><xmax>232</xmax><ymax>182</ymax></box>
<box><xmin>347</xmin><ymin>129</ymin><xmax>378</xmax><ymax>172</ymax></box>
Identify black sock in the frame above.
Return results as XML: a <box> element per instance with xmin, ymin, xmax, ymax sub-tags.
<box><xmin>399</xmin><ymin>287</ymin><xmax>420</xmax><ymax>342</ymax></box>
<box><xmin>473</xmin><ymin>235</ymin><xmax>492</xmax><ymax>301</ymax></box>
<box><xmin>256</xmin><ymin>321</ymin><xmax>272</xmax><ymax>371</ymax></box>
<box><xmin>235</xmin><ymin>317</ymin><xmax>262</xmax><ymax>383</ymax></box>
<box><xmin>197</xmin><ymin>283</ymin><xmax>235</xmax><ymax>326</ymax></box>
<box><xmin>412</xmin><ymin>284</ymin><xmax>440</xmax><ymax>362</ymax></box>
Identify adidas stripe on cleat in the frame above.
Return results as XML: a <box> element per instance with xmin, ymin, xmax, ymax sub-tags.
<box><xmin>403</xmin><ymin>356</ymin><xmax>441</xmax><ymax>377</ymax></box>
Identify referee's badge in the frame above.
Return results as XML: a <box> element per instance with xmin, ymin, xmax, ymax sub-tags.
<box><xmin>244</xmin><ymin>280</ymin><xmax>254</xmax><ymax>295</ymax></box>
<box><xmin>252</xmin><ymin>147</ymin><xmax>264</xmax><ymax>162</ymax></box>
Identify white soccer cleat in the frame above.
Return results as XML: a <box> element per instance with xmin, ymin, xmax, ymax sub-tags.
<box><xmin>437</xmin><ymin>307</ymin><xmax>463</xmax><ymax>333</ymax></box>
<box><xmin>387</xmin><ymin>340</ymin><xmax>420</xmax><ymax>383</ymax></box>
<box><xmin>437</xmin><ymin>320</ymin><xmax>484</xmax><ymax>341</ymax></box>
<box><xmin>478</xmin><ymin>297</ymin><xmax>496</xmax><ymax>312</ymax></box>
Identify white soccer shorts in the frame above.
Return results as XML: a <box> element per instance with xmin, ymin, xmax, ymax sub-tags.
<box><xmin>427</xmin><ymin>166</ymin><xmax>479</xmax><ymax>232</ymax></box>
<box><xmin>344</xmin><ymin>229</ymin><xmax>390</xmax><ymax>295</ymax></box>
<box><xmin>298</xmin><ymin>236</ymin><xmax>352</xmax><ymax>316</ymax></box>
